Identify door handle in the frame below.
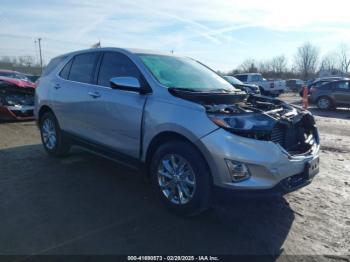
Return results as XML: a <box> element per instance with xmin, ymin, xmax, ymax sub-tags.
<box><xmin>54</xmin><ymin>83</ymin><xmax>61</xmax><ymax>89</ymax></box>
<box><xmin>88</xmin><ymin>91</ymin><xmax>101</xmax><ymax>98</ymax></box>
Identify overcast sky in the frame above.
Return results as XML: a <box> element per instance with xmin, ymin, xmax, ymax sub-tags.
<box><xmin>0</xmin><ymin>0</ymin><xmax>349</xmax><ymax>71</ymax></box>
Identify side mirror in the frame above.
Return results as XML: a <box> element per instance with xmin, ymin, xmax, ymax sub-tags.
<box><xmin>110</xmin><ymin>77</ymin><xmax>141</xmax><ymax>92</ymax></box>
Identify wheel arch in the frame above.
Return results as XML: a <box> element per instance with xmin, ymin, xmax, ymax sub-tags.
<box><xmin>38</xmin><ymin>105</ymin><xmax>54</xmax><ymax>123</ymax></box>
<box><xmin>144</xmin><ymin>131</ymin><xmax>213</xmax><ymax>183</ymax></box>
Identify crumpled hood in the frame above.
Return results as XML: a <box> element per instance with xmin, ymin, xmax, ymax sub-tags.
<box><xmin>0</xmin><ymin>76</ymin><xmax>36</xmax><ymax>89</ymax></box>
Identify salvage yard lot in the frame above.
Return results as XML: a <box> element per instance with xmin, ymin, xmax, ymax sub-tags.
<box><xmin>0</xmin><ymin>93</ymin><xmax>349</xmax><ymax>258</ymax></box>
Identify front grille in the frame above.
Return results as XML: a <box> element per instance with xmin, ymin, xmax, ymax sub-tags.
<box><xmin>271</xmin><ymin>126</ymin><xmax>286</xmax><ymax>147</ymax></box>
<box><xmin>11</xmin><ymin>110</ymin><xmax>34</xmax><ymax>117</ymax></box>
<box><xmin>270</xmin><ymin>123</ymin><xmax>316</xmax><ymax>155</ymax></box>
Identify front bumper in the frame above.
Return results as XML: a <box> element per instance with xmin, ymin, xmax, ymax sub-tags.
<box><xmin>196</xmin><ymin>128</ymin><xmax>320</xmax><ymax>193</ymax></box>
<box><xmin>0</xmin><ymin>105</ymin><xmax>34</xmax><ymax>120</ymax></box>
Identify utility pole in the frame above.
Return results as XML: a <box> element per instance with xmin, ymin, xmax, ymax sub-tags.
<box><xmin>37</xmin><ymin>38</ymin><xmax>43</xmax><ymax>73</ymax></box>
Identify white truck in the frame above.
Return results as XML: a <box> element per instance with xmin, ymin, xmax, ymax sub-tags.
<box><xmin>234</xmin><ymin>73</ymin><xmax>286</xmax><ymax>96</ymax></box>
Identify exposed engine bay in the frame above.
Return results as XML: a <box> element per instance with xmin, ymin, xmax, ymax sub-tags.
<box><xmin>169</xmin><ymin>88</ymin><xmax>319</xmax><ymax>156</ymax></box>
<box><xmin>0</xmin><ymin>81</ymin><xmax>35</xmax><ymax>119</ymax></box>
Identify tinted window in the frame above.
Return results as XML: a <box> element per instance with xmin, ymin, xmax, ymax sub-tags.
<box><xmin>314</xmin><ymin>81</ymin><xmax>329</xmax><ymax>88</ymax></box>
<box><xmin>334</xmin><ymin>81</ymin><xmax>349</xmax><ymax>90</ymax></box>
<box><xmin>98</xmin><ymin>52</ymin><xmax>141</xmax><ymax>87</ymax></box>
<box><xmin>251</xmin><ymin>75</ymin><xmax>262</xmax><ymax>81</ymax></box>
<box><xmin>59</xmin><ymin>59</ymin><xmax>73</xmax><ymax>79</ymax></box>
<box><xmin>69</xmin><ymin>53</ymin><xmax>98</xmax><ymax>83</ymax></box>
<box><xmin>42</xmin><ymin>56</ymin><xmax>67</xmax><ymax>77</ymax></box>
<box><xmin>235</xmin><ymin>75</ymin><xmax>248</xmax><ymax>82</ymax></box>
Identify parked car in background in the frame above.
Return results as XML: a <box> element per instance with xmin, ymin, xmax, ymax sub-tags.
<box><xmin>286</xmin><ymin>79</ymin><xmax>304</xmax><ymax>91</ymax></box>
<box><xmin>298</xmin><ymin>77</ymin><xmax>350</xmax><ymax>97</ymax></box>
<box><xmin>308</xmin><ymin>79</ymin><xmax>350</xmax><ymax>109</ymax></box>
<box><xmin>223</xmin><ymin>75</ymin><xmax>260</xmax><ymax>94</ymax></box>
<box><xmin>0</xmin><ymin>76</ymin><xmax>36</xmax><ymax>120</ymax></box>
<box><xmin>35</xmin><ymin>48</ymin><xmax>320</xmax><ymax>215</ymax></box>
<box><xmin>234</xmin><ymin>73</ymin><xmax>286</xmax><ymax>96</ymax></box>
<box><xmin>24</xmin><ymin>73</ymin><xmax>40</xmax><ymax>83</ymax></box>
<box><xmin>0</xmin><ymin>69</ymin><xmax>32</xmax><ymax>82</ymax></box>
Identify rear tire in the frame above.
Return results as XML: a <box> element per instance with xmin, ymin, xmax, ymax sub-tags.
<box><xmin>39</xmin><ymin>111</ymin><xmax>70</xmax><ymax>157</ymax></box>
<box><xmin>316</xmin><ymin>96</ymin><xmax>333</xmax><ymax>110</ymax></box>
<box><xmin>150</xmin><ymin>140</ymin><xmax>212</xmax><ymax>216</ymax></box>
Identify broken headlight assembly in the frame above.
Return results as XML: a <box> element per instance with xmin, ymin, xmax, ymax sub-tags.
<box><xmin>208</xmin><ymin>113</ymin><xmax>275</xmax><ymax>134</ymax></box>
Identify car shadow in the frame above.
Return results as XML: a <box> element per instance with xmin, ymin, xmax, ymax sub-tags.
<box><xmin>0</xmin><ymin>144</ymin><xmax>294</xmax><ymax>257</ymax></box>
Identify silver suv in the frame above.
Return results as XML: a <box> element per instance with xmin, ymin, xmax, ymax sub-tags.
<box><xmin>35</xmin><ymin>48</ymin><xmax>320</xmax><ymax>215</ymax></box>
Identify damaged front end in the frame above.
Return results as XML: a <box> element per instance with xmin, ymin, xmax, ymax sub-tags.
<box><xmin>0</xmin><ymin>80</ymin><xmax>35</xmax><ymax>120</ymax></box>
<box><xmin>170</xmin><ymin>88</ymin><xmax>319</xmax><ymax>156</ymax></box>
<box><xmin>205</xmin><ymin>95</ymin><xmax>319</xmax><ymax>156</ymax></box>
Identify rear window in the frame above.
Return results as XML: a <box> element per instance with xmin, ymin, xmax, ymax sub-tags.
<box><xmin>68</xmin><ymin>53</ymin><xmax>99</xmax><ymax>84</ymax></box>
<box><xmin>235</xmin><ymin>75</ymin><xmax>248</xmax><ymax>82</ymax></box>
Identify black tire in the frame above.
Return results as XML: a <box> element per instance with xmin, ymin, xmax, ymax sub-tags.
<box><xmin>150</xmin><ymin>140</ymin><xmax>212</xmax><ymax>216</ymax></box>
<box><xmin>316</xmin><ymin>96</ymin><xmax>333</xmax><ymax>110</ymax></box>
<box><xmin>39</xmin><ymin>111</ymin><xmax>71</xmax><ymax>157</ymax></box>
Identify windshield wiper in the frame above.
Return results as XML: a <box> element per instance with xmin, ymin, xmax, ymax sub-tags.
<box><xmin>168</xmin><ymin>87</ymin><xmax>203</xmax><ymax>92</ymax></box>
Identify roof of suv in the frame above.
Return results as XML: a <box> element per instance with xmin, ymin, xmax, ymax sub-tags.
<box><xmin>57</xmin><ymin>47</ymin><xmax>176</xmax><ymax>59</ymax></box>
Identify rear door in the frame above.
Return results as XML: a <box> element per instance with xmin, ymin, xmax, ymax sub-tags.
<box><xmin>53</xmin><ymin>52</ymin><xmax>100</xmax><ymax>138</ymax></box>
<box><xmin>86</xmin><ymin>51</ymin><xmax>148</xmax><ymax>158</ymax></box>
<box><xmin>332</xmin><ymin>81</ymin><xmax>350</xmax><ymax>105</ymax></box>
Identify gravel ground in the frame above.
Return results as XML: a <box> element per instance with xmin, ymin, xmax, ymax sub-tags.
<box><xmin>0</xmin><ymin>94</ymin><xmax>349</xmax><ymax>260</ymax></box>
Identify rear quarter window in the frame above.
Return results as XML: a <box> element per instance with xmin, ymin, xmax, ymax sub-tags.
<box><xmin>59</xmin><ymin>59</ymin><xmax>73</xmax><ymax>79</ymax></box>
<box><xmin>42</xmin><ymin>56</ymin><xmax>67</xmax><ymax>77</ymax></box>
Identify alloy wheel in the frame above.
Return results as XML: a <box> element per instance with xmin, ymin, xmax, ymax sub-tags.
<box><xmin>157</xmin><ymin>154</ymin><xmax>196</xmax><ymax>205</ymax></box>
<box><xmin>41</xmin><ymin>118</ymin><xmax>57</xmax><ymax>150</ymax></box>
<box><xmin>318</xmin><ymin>98</ymin><xmax>330</xmax><ymax>109</ymax></box>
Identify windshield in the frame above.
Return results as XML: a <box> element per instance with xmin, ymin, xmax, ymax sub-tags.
<box><xmin>223</xmin><ymin>76</ymin><xmax>244</xmax><ymax>85</ymax></box>
<box><xmin>138</xmin><ymin>54</ymin><xmax>237</xmax><ymax>92</ymax></box>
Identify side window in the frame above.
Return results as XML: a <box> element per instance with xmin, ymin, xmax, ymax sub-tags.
<box><xmin>235</xmin><ymin>75</ymin><xmax>247</xmax><ymax>82</ymax></box>
<box><xmin>59</xmin><ymin>59</ymin><xmax>73</xmax><ymax>79</ymax></box>
<box><xmin>335</xmin><ymin>81</ymin><xmax>349</xmax><ymax>90</ymax></box>
<box><xmin>251</xmin><ymin>75</ymin><xmax>262</xmax><ymax>81</ymax></box>
<box><xmin>97</xmin><ymin>52</ymin><xmax>141</xmax><ymax>87</ymax></box>
<box><xmin>69</xmin><ymin>53</ymin><xmax>99</xmax><ymax>84</ymax></box>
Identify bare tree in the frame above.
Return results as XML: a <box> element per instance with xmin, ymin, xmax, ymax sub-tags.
<box><xmin>294</xmin><ymin>42</ymin><xmax>319</xmax><ymax>79</ymax></box>
<box><xmin>239</xmin><ymin>58</ymin><xmax>258</xmax><ymax>73</ymax></box>
<box><xmin>319</xmin><ymin>52</ymin><xmax>338</xmax><ymax>71</ymax></box>
<box><xmin>258</xmin><ymin>60</ymin><xmax>271</xmax><ymax>74</ymax></box>
<box><xmin>270</xmin><ymin>55</ymin><xmax>287</xmax><ymax>75</ymax></box>
<box><xmin>338</xmin><ymin>44</ymin><xmax>350</xmax><ymax>74</ymax></box>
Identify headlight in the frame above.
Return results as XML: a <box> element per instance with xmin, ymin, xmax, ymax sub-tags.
<box><xmin>209</xmin><ymin>113</ymin><xmax>274</xmax><ymax>132</ymax></box>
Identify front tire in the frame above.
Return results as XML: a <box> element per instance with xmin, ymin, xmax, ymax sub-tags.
<box><xmin>39</xmin><ymin>111</ymin><xmax>70</xmax><ymax>157</ymax></box>
<box><xmin>317</xmin><ymin>96</ymin><xmax>333</xmax><ymax>110</ymax></box>
<box><xmin>150</xmin><ymin>140</ymin><xmax>212</xmax><ymax>216</ymax></box>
